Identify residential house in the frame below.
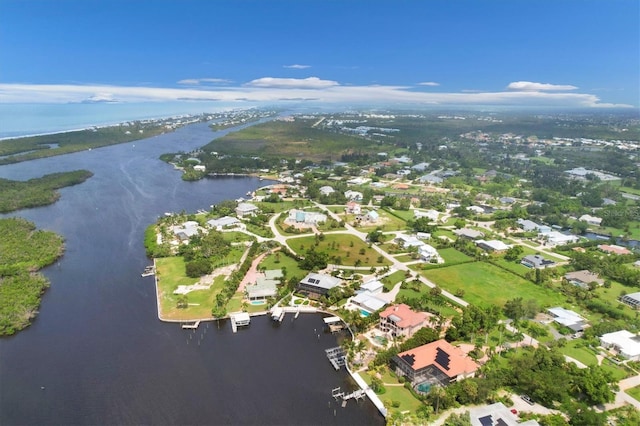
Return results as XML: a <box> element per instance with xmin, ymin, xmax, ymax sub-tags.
<box><xmin>600</xmin><ymin>330</ymin><xmax>640</xmax><ymax>361</ymax></box>
<box><xmin>620</xmin><ymin>292</ymin><xmax>640</xmax><ymax>309</ymax></box>
<box><xmin>379</xmin><ymin>304</ymin><xmax>430</xmax><ymax>338</ymax></box>
<box><xmin>419</xmin><ymin>174</ymin><xmax>443</xmax><ymax>185</ymax></box>
<box><xmin>345</xmin><ymin>201</ymin><xmax>362</xmax><ymax>215</ymax></box>
<box><xmin>297</xmin><ymin>273</ymin><xmax>342</xmax><ymax>299</ymax></box>
<box><xmin>476</xmin><ymin>240</ymin><xmax>511</xmax><ymax>253</ymax></box>
<box><xmin>193</xmin><ymin>164</ymin><xmax>206</xmax><ymax>172</ymax></box>
<box><xmin>517</xmin><ymin>219</ymin><xmax>552</xmax><ymax>234</ymax></box>
<box><xmin>365</xmin><ymin>210</ymin><xmax>379</xmax><ymax>223</ymax></box>
<box><xmin>598</xmin><ymin>244</ymin><xmax>632</xmax><ymax>255</ymax></box>
<box><xmin>521</xmin><ymin>254</ymin><xmax>555</xmax><ymax>269</ymax></box>
<box><xmin>206</xmin><ymin>216</ymin><xmax>240</xmax><ymax>230</ymax></box>
<box><xmin>351</xmin><ymin>292</ymin><xmax>387</xmax><ymax>314</ymax></box>
<box><xmin>541</xmin><ymin>231</ymin><xmax>579</xmax><ymax>246</ymax></box>
<box><xmin>453</xmin><ymin>228</ymin><xmax>485</xmax><ymax>240</ymax></box>
<box><xmin>579</xmin><ymin>214</ymin><xmax>603</xmax><ymax>226</ymax></box>
<box><xmin>392</xmin><ymin>339</ymin><xmax>479</xmax><ymax>388</ymax></box>
<box><xmin>564</xmin><ymin>270</ymin><xmax>604</xmax><ymax>289</ymax></box>
<box><xmin>414</xmin><ymin>209</ymin><xmax>439</xmax><ymax>222</ymax></box>
<box><xmin>171</xmin><ymin>221</ymin><xmax>200</xmax><ymax>241</ymax></box>
<box><xmin>344</xmin><ymin>190</ymin><xmax>363</xmax><ymax>201</ymax></box>
<box><xmin>235</xmin><ymin>202</ymin><xmax>259</xmax><ymax>217</ymax></box>
<box><xmin>287</xmin><ymin>209</ymin><xmax>327</xmax><ymax>225</ymax></box>
<box><xmin>418</xmin><ymin>244</ymin><xmax>440</xmax><ymax>262</ymax></box>
<box><xmin>360</xmin><ymin>280</ymin><xmax>384</xmax><ymax>294</ymax></box>
<box><xmin>547</xmin><ymin>307</ymin><xmax>589</xmax><ymax>332</ymax></box>
<box><xmin>395</xmin><ymin>234</ymin><xmax>424</xmax><ymax>249</ymax></box>
<box><xmin>319</xmin><ymin>186</ymin><xmax>335</xmax><ymax>196</ymax></box>
<box><xmin>470</xmin><ymin>403</ymin><xmax>540</xmax><ymax>426</ymax></box>
<box><xmin>466</xmin><ymin>205</ymin><xmax>485</xmax><ymax>214</ymax></box>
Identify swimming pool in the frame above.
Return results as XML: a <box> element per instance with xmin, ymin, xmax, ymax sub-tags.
<box><xmin>416</xmin><ymin>383</ymin><xmax>431</xmax><ymax>393</ymax></box>
<box><xmin>250</xmin><ymin>300</ymin><xmax>266</xmax><ymax>306</ymax></box>
<box><xmin>360</xmin><ymin>309</ymin><xmax>370</xmax><ymax>317</ymax></box>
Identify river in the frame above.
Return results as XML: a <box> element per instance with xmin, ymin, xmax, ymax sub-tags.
<box><xmin>0</xmin><ymin>121</ymin><xmax>383</xmax><ymax>425</ymax></box>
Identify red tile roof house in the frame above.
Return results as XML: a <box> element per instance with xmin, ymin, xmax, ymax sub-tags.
<box><xmin>378</xmin><ymin>304</ymin><xmax>432</xmax><ymax>338</ymax></box>
<box><xmin>392</xmin><ymin>339</ymin><xmax>479</xmax><ymax>390</ymax></box>
<box><xmin>598</xmin><ymin>244</ymin><xmax>632</xmax><ymax>255</ymax></box>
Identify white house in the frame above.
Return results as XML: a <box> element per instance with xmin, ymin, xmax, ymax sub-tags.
<box><xmin>542</xmin><ymin>231</ymin><xmax>579</xmax><ymax>246</ymax></box>
<box><xmin>414</xmin><ymin>209</ymin><xmax>439</xmax><ymax>222</ymax></box>
<box><xmin>579</xmin><ymin>214</ymin><xmax>603</xmax><ymax>226</ymax></box>
<box><xmin>206</xmin><ymin>216</ymin><xmax>240</xmax><ymax>230</ymax></box>
<box><xmin>193</xmin><ymin>164</ymin><xmax>206</xmax><ymax>172</ymax></box>
<box><xmin>476</xmin><ymin>240</ymin><xmax>511</xmax><ymax>252</ymax></box>
<box><xmin>360</xmin><ymin>280</ymin><xmax>384</xmax><ymax>294</ymax></box>
<box><xmin>287</xmin><ymin>209</ymin><xmax>327</xmax><ymax>225</ymax></box>
<box><xmin>466</xmin><ymin>206</ymin><xmax>485</xmax><ymax>214</ymax></box>
<box><xmin>395</xmin><ymin>234</ymin><xmax>425</xmax><ymax>249</ymax></box>
<box><xmin>319</xmin><ymin>186</ymin><xmax>335</xmax><ymax>196</ymax></box>
<box><xmin>547</xmin><ymin>307</ymin><xmax>589</xmax><ymax>332</ymax></box>
<box><xmin>344</xmin><ymin>190</ymin><xmax>363</xmax><ymax>201</ymax></box>
<box><xmin>418</xmin><ymin>244</ymin><xmax>440</xmax><ymax>262</ymax></box>
<box><xmin>235</xmin><ymin>202</ymin><xmax>259</xmax><ymax>217</ymax></box>
<box><xmin>600</xmin><ymin>330</ymin><xmax>640</xmax><ymax>361</ymax></box>
<box><xmin>365</xmin><ymin>210</ymin><xmax>379</xmax><ymax>223</ymax></box>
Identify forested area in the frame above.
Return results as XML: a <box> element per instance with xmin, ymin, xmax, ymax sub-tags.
<box><xmin>0</xmin><ymin>170</ymin><xmax>93</xmax><ymax>213</ymax></box>
<box><xmin>0</xmin><ymin>218</ymin><xmax>64</xmax><ymax>335</ymax></box>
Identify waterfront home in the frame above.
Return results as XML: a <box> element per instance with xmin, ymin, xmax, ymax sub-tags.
<box><xmin>600</xmin><ymin>330</ymin><xmax>640</xmax><ymax>361</ymax></box>
<box><xmin>521</xmin><ymin>254</ymin><xmax>555</xmax><ymax>269</ymax></box>
<box><xmin>351</xmin><ymin>292</ymin><xmax>387</xmax><ymax>314</ymax></box>
<box><xmin>206</xmin><ymin>216</ymin><xmax>240</xmax><ymax>230</ymax></box>
<box><xmin>171</xmin><ymin>221</ymin><xmax>200</xmax><ymax>241</ymax></box>
<box><xmin>564</xmin><ymin>270</ymin><xmax>604</xmax><ymax>289</ymax></box>
<box><xmin>517</xmin><ymin>218</ymin><xmax>551</xmax><ymax>234</ymax></box>
<box><xmin>476</xmin><ymin>239</ymin><xmax>511</xmax><ymax>253</ymax></box>
<box><xmin>392</xmin><ymin>339</ymin><xmax>479</xmax><ymax>388</ymax></box>
<box><xmin>245</xmin><ymin>270</ymin><xmax>282</xmax><ymax>302</ymax></box>
<box><xmin>466</xmin><ymin>205</ymin><xmax>485</xmax><ymax>214</ymax></box>
<box><xmin>379</xmin><ymin>304</ymin><xmax>430</xmax><ymax>338</ymax></box>
<box><xmin>579</xmin><ymin>214</ymin><xmax>603</xmax><ymax>226</ymax></box>
<box><xmin>547</xmin><ymin>307</ymin><xmax>589</xmax><ymax>332</ymax></box>
<box><xmin>541</xmin><ymin>230</ymin><xmax>579</xmax><ymax>246</ymax></box>
<box><xmin>453</xmin><ymin>228</ymin><xmax>485</xmax><ymax>240</ymax></box>
<box><xmin>297</xmin><ymin>273</ymin><xmax>341</xmax><ymax>299</ymax></box>
<box><xmin>235</xmin><ymin>202</ymin><xmax>259</xmax><ymax>217</ymax></box>
<box><xmin>620</xmin><ymin>292</ymin><xmax>640</xmax><ymax>309</ymax></box>
<box><xmin>597</xmin><ymin>244</ymin><xmax>632</xmax><ymax>255</ymax></box>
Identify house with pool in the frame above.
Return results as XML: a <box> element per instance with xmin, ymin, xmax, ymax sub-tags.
<box><xmin>392</xmin><ymin>339</ymin><xmax>479</xmax><ymax>392</ymax></box>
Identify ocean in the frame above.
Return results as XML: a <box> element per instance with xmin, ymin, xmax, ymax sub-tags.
<box><xmin>0</xmin><ymin>102</ymin><xmax>253</xmax><ymax>139</ymax></box>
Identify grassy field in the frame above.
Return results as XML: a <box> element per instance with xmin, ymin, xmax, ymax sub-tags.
<box><xmin>286</xmin><ymin>233</ymin><xmax>391</xmax><ymax>267</ymax></box>
<box><xmin>155</xmin><ymin>257</ymin><xmax>229</xmax><ymax>320</ymax></box>
<box><xmin>559</xmin><ymin>339</ymin><xmax>599</xmax><ymax>366</ymax></box>
<box><xmin>625</xmin><ymin>385</ymin><xmax>640</xmax><ymax>403</ymax></box>
<box><xmin>422</xmin><ymin>262</ymin><xmax>566</xmax><ymax>308</ymax></box>
<box><xmin>259</xmin><ymin>251</ymin><xmax>307</xmax><ymax>281</ymax></box>
<box><xmin>437</xmin><ymin>247</ymin><xmax>474</xmax><ymax>264</ymax></box>
<box><xmin>203</xmin><ymin>119</ymin><xmax>396</xmax><ymax>161</ymax></box>
<box><xmin>381</xmin><ymin>270</ymin><xmax>410</xmax><ymax>291</ymax></box>
<box><xmin>353</xmin><ymin>209</ymin><xmax>408</xmax><ymax>232</ymax></box>
<box><xmin>592</xmin><ymin>280</ymin><xmax>637</xmax><ymax>320</ymax></box>
<box><xmin>361</xmin><ymin>370</ymin><xmax>424</xmax><ymax>413</ymax></box>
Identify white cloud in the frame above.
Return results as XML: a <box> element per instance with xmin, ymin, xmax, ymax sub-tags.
<box><xmin>0</xmin><ymin>80</ymin><xmax>633</xmax><ymax>108</ymax></box>
<box><xmin>417</xmin><ymin>82</ymin><xmax>440</xmax><ymax>87</ymax></box>
<box><xmin>82</xmin><ymin>92</ymin><xmax>118</xmax><ymax>103</ymax></box>
<box><xmin>283</xmin><ymin>64</ymin><xmax>311</xmax><ymax>69</ymax></box>
<box><xmin>177</xmin><ymin>78</ymin><xmax>231</xmax><ymax>85</ymax></box>
<box><xmin>507</xmin><ymin>81</ymin><xmax>578</xmax><ymax>91</ymax></box>
<box><xmin>244</xmin><ymin>77</ymin><xmax>339</xmax><ymax>89</ymax></box>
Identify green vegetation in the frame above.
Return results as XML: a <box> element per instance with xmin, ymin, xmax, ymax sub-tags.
<box><xmin>625</xmin><ymin>384</ymin><xmax>640</xmax><ymax>403</ymax></box>
<box><xmin>0</xmin><ymin>123</ymin><xmax>172</xmax><ymax>164</ymax></box>
<box><xmin>0</xmin><ymin>170</ymin><xmax>93</xmax><ymax>213</ymax></box>
<box><xmin>287</xmin><ymin>233</ymin><xmax>391</xmax><ymax>267</ymax></box>
<box><xmin>202</xmin><ymin>119</ymin><xmax>396</xmax><ymax>162</ymax></box>
<box><xmin>0</xmin><ymin>218</ymin><xmax>65</xmax><ymax>335</ymax></box>
<box><xmin>422</xmin><ymin>262</ymin><xmax>566</xmax><ymax>308</ymax></box>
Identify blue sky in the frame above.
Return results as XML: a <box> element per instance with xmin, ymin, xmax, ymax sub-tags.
<box><xmin>1</xmin><ymin>0</ymin><xmax>638</xmax><ymax>108</ymax></box>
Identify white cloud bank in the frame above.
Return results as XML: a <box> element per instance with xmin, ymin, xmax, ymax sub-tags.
<box><xmin>283</xmin><ymin>64</ymin><xmax>311</xmax><ymax>69</ymax></box>
<box><xmin>177</xmin><ymin>78</ymin><xmax>231</xmax><ymax>85</ymax></box>
<box><xmin>418</xmin><ymin>82</ymin><xmax>440</xmax><ymax>87</ymax></box>
<box><xmin>0</xmin><ymin>79</ymin><xmax>632</xmax><ymax>108</ymax></box>
<box><xmin>507</xmin><ymin>81</ymin><xmax>578</xmax><ymax>91</ymax></box>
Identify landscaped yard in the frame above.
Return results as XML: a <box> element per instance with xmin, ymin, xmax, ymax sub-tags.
<box><xmin>625</xmin><ymin>384</ymin><xmax>640</xmax><ymax>403</ymax></box>
<box><xmin>361</xmin><ymin>370</ymin><xmax>424</xmax><ymax>413</ymax></box>
<box><xmin>286</xmin><ymin>233</ymin><xmax>391</xmax><ymax>267</ymax></box>
<box><xmin>381</xmin><ymin>270</ymin><xmax>409</xmax><ymax>291</ymax></box>
<box><xmin>155</xmin><ymin>257</ymin><xmax>229</xmax><ymax>320</ymax></box>
<box><xmin>259</xmin><ymin>251</ymin><xmax>307</xmax><ymax>281</ymax></box>
<box><xmin>422</xmin><ymin>261</ymin><xmax>566</xmax><ymax>308</ymax></box>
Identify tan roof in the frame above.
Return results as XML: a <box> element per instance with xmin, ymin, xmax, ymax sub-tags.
<box><xmin>565</xmin><ymin>270</ymin><xmax>604</xmax><ymax>285</ymax></box>
<box><xmin>397</xmin><ymin>339</ymin><xmax>479</xmax><ymax>378</ymax></box>
<box><xmin>598</xmin><ymin>244</ymin><xmax>631</xmax><ymax>255</ymax></box>
<box><xmin>380</xmin><ymin>304</ymin><xmax>429</xmax><ymax>329</ymax></box>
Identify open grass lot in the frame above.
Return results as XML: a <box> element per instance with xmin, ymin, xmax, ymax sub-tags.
<box><xmin>438</xmin><ymin>247</ymin><xmax>473</xmax><ymax>264</ymax></box>
<box><xmin>619</xmin><ymin>186</ymin><xmax>640</xmax><ymax>196</ymax></box>
<box><xmin>361</xmin><ymin>371</ymin><xmax>424</xmax><ymax>413</ymax></box>
<box><xmin>259</xmin><ymin>251</ymin><xmax>307</xmax><ymax>280</ymax></box>
<box><xmin>382</xmin><ymin>208</ymin><xmax>414</xmax><ymax>222</ymax></box>
<box><xmin>559</xmin><ymin>339</ymin><xmax>599</xmax><ymax>366</ymax></box>
<box><xmin>155</xmin><ymin>257</ymin><xmax>228</xmax><ymax>320</ymax></box>
<box><xmin>381</xmin><ymin>270</ymin><xmax>409</xmax><ymax>291</ymax></box>
<box><xmin>287</xmin><ymin>233</ymin><xmax>391</xmax><ymax>267</ymax></box>
<box><xmin>221</xmin><ymin>231</ymin><xmax>255</xmax><ymax>243</ymax></box>
<box><xmin>396</xmin><ymin>284</ymin><xmax>461</xmax><ymax>317</ymax></box>
<box><xmin>593</xmin><ymin>280</ymin><xmax>637</xmax><ymax>320</ymax></box>
<box><xmin>256</xmin><ymin>200</ymin><xmax>311</xmax><ymax>214</ymax></box>
<box><xmin>422</xmin><ymin>262</ymin><xmax>566</xmax><ymax>308</ymax></box>
<box><xmin>625</xmin><ymin>384</ymin><xmax>640</xmax><ymax>402</ymax></box>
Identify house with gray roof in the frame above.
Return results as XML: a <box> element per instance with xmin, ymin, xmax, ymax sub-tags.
<box><xmin>297</xmin><ymin>273</ymin><xmax>341</xmax><ymax>299</ymax></box>
<box><xmin>564</xmin><ymin>270</ymin><xmax>604</xmax><ymax>289</ymax></box>
<box><xmin>521</xmin><ymin>254</ymin><xmax>555</xmax><ymax>269</ymax></box>
<box><xmin>235</xmin><ymin>202</ymin><xmax>259</xmax><ymax>217</ymax></box>
<box><xmin>207</xmin><ymin>216</ymin><xmax>240</xmax><ymax>230</ymax></box>
<box><xmin>454</xmin><ymin>228</ymin><xmax>485</xmax><ymax>240</ymax></box>
<box><xmin>547</xmin><ymin>307</ymin><xmax>589</xmax><ymax>332</ymax></box>
<box><xmin>620</xmin><ymin>292</ymin><xmax>640</xmax><ymax>310</ymax></box>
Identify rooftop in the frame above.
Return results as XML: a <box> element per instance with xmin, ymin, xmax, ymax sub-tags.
<box><xmin>396</xmin><ymin>339</ymin><xmax>479</xmax><ymax>378</ymax></box>
<box><xmin>380</xmin><ymin>304</ymin><xmax>429</xmax><ymax>329</ymax></box>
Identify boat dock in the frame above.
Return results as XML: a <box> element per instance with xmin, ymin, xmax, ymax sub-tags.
<box><xmin>325</xmin><ymin>346</ymin><xmax>346</xmax><ymax>370</ymax></box>
<box><xmin>331</xmin><ymin>386</ymin><xmax>367</xmax><ymax>407</ymax></box>
<box><xmin>230</xmin><ymin>312</ymin><xmax>251</xmax><ymax>333</ymax></box>
<box><xmin>270</xmin><ymin>307</ymin><xmax>285</xmax><ymax>322</ymax></box>
<box><xmin>323</xmin><ymin>316</ymin><xmax>345</xmax><ymax>332</ymax></box>
<box><xmin>181</xmin><ymin>320</ymin><xmax>200</xmax><ymax>329</ymax></box>
<box><xmin>141</xmin><ymin>265</ymin><xmax>155</xmax><ymax>277</ymax></box>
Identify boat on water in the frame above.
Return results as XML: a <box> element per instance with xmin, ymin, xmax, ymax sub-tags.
<box><xmin>141</xmin><ymin>266</ymin><xmax>155</xmax><ymax>277</ymax></box>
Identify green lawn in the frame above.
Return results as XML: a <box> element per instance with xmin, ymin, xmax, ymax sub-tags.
<box><xmin>259</xmin><ymin>251</ymin><xmax>307</xmax><ymax>281</ymax></box>
<box><xmin>221</xmin><ymin>231</ymin><xmax>255</xmax><ymax>243</ymax></box>
<box><xmin>625</xmin><ymin>385</ymin><xmax>640</xmax><ymax>403</ymax></box>
<box><xmin>422</xmin><ymin>262</ymin><xmax>566</xmax><ymax>308</ymax></box>
<box><xmin>438</xmin><ymin>247</ymin><xmax>473</xmax><ymax>264</ymax></box>
<box><xmin>381</xmin><ymin>270</ymin><xmax>410</xmax><ymax>291</ymax></box>
<box><xmin>256</xmin><ymin>200</ymin><xmax>311</xmax><ymax>213</ymax></box>
<box><xmin>593</xmin><ymin>281</ymin><xmax>637</xmax><ymax>320</ymax></box>
<box><xmin>287</xmin><ymin>233</ymin><xmax>391</xmax><ymax>266</ymax></box>
<box><xmin>361</xmin><ymin>370</ymin><xmax>424</xmax><ymax>413</ymax></box>
<box><xmin>155</xmin><ymin>257</ymin><xmax>229</xmax><ymax>320</ymax></box>
<box><xmin>559</xmin><ymin>339</ymin><xmax>599</xmax><ymax>366</ymax></box>
<box><xmin>226</xmin><ymin>292</ymin><xmax>269</xmax><ymax>314</ymax></box>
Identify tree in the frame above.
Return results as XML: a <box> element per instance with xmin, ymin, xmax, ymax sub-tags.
<box><xmin>504</xmin><ymin>245</ymin><xmax>524</xmax><ymax>261</ymax></box>
<box><xmin>576</xmin><ymin>365</ymin><xmax>615</xmax><ymax>406</ymax></box>
<box><xmin>503</xmin><ymin>297</ymin><xmax>525</xmax><ymax>321</ymax></box>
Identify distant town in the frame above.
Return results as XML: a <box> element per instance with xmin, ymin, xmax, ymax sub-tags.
<box><xmin>143</xmin><ymin>110</ymin><xmax>640</xmax><ymax>426</ymax></box>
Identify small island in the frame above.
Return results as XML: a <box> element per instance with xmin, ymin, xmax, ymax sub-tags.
<box><xmin>0</xmin><ymin>170</ymin><xmax>93</xmax><ymax>213</ymax></box>
<box><xmin>0</xmin><ymin>218</ymin><xmax>65</xmax><ymax>335</ymax></box>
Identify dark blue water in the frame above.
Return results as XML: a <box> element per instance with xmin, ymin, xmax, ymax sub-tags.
<box><xmin>0</xmin><ymin>122</ymin><xmax>383</xmax><ymax>425</ymax></box>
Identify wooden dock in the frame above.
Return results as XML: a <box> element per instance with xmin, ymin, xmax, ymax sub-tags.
<box><xmin>325</xmin><ymin>346</ymin><xmax>346</xmax><ymax>370</ymax></box>
<box><xmin>181</xmin><ymin>320</ymin><xmax>200</xmax><ymax>329</ymax></box>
